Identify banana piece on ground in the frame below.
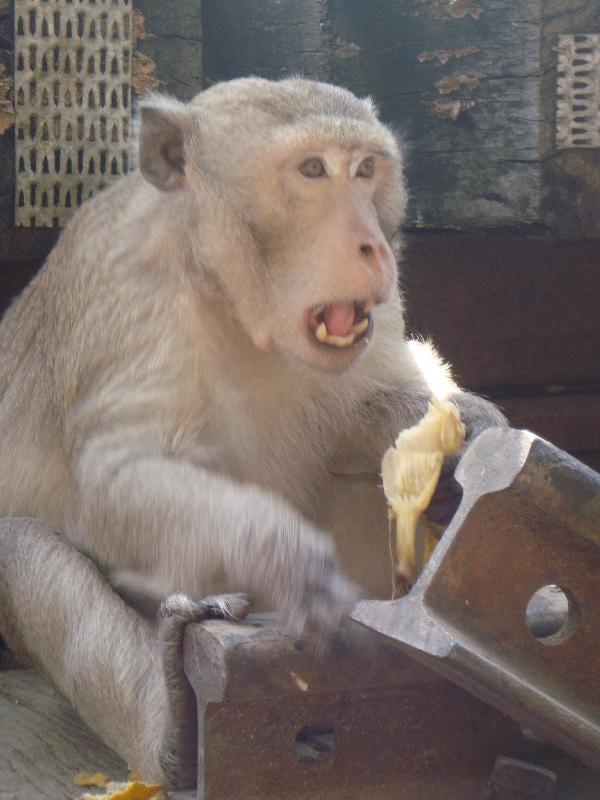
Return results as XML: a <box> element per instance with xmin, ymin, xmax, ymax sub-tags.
<box><xmin>381</xmin><ymin>398</ymin><xmax>465</xmax><ymax>597</ymax></box>
<box><xmin>73</xmin><ymin>772</ymin><xmax>109</xmax><ymax>788</ymax></box>
<box><xmin>78</xmin><ymin>779</ymin><xmax>165</xmax><ymax>800</ymax></box>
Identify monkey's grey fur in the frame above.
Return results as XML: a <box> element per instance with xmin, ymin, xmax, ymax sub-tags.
<box><xmin>0</xmin><ymin>77</ymin><xmax>505</xmax><ymax>786</ymax></box>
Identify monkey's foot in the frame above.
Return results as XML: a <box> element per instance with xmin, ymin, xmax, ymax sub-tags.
<box><xmin>191</xmin><ymin>592</ymin><xmax>251</xmax><ymax>622</ymax></box>
<box><xmin>158</xmin><ymin>591</ymin><xmax>251</xmax><ymax>636</ymax></box>
<box><xmin>157</xmin><ymin>593</ymin><xmax>250</xmax><ymax>789</ymax></box>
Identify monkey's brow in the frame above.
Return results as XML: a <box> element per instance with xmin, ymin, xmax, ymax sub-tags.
<box><xmin>291</xmin><ymin>145</ymin><xmax>395</xmax><ymax>161</ymax></box>
<box><xmin>371</xmin><ymin>148</ymin><xmax>395</xmax><ymax>160</ymax></box>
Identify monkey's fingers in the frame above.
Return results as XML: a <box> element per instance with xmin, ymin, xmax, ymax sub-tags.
<box><xmin>281</xmin><ymin>568</ymin><xmax>361</xmax><ymax>658</ymax></box>
<box><xmin>193</xmin><ymin>592</ymin><xmax>251</xmax><ymax>621</ymax></box>
<box><xmin>392</xmin><ymin>573</ymin><xmax>413</xmax><ymax>599</ymax></box>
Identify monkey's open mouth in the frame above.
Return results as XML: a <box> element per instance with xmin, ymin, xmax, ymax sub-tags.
<box><xmin>307</xmin><ymin>301</ymin><xmax>373</xmax><ymax>348</ymax></box>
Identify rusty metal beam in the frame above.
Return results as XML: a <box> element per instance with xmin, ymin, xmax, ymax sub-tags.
<box><xmin>183</xmin><ymin>615</ymin><xmax>524</xmax><ymax>800</ymax></box>
<box><xmin>353</xmin><ymin>428</ymin><xmax>600</xmax><ymax>770</ymax></box>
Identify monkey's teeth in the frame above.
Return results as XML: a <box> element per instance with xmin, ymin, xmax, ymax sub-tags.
<box><xmin>363</xmin><ymin>300</ymin><xmax>374</xmax><ymax>314</ymax></box>
<box><xmin>315</xmin><ymin>322</ymin><xmax>328</xmax><ymax>342</ymax></box>
<box><xmin>327</xmin><ymin>332</ymin><xmax>356</xmax><ymax>347</ymax></box>
<box><xmin>314</xmin><ymin>324</ymin><xmax>357</xmax><ymax>347</ymax></box>
<box><xmin>312</xmin><ymin>305</ymin><xmax>371</xmax><ymax>348</ymax></box>
<box><xmin>351</xmin><ymin>317</ymin><xmax>369</xmax><ymax>337</ymax></box>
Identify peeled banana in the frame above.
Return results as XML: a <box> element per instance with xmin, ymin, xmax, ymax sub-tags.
<box><xmin>381</xmin><ymin>398</ymin><xmax>465</xmax><ymax>597</ymax></box>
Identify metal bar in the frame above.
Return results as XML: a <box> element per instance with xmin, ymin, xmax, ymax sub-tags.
<box><xmin>183</xmin><ymin>614</ymin><xmax>524</xmax><ymax>800</ymax></box>
<box><xmin>353</xmin><ymin>428</ymin><xmax>600</xmax><ymax>770</ymax></box>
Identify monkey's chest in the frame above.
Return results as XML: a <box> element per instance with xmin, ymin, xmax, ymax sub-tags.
<box><xmin>198</xmin><ymin>404</ymin><xmax>331</xmax><ymax>515</ymax></box>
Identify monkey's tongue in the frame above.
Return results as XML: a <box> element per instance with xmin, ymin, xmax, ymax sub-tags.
<box><xmin>324</xmin><ymin>303</ymin><xmax>356</xmax><ymax>337</ymax></box>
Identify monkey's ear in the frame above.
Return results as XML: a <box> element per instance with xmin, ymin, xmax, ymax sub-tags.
<box><xmin>138</xmin><ymin>97</ymin><xmax>190</xmax><ymax>191</ymax></box>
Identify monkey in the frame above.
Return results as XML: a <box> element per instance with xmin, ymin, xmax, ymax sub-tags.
<box><xmin>0</xmin><ymin>77</ymin><xmax>506</xmax><ymax>787</ymax></box>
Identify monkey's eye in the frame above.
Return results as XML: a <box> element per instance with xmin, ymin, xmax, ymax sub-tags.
<box><xmin>357</xmin><ymin>157</ymin><xmax>375</xmax><ymax>179</ymax></box>
<box><xmin>299</xmin><ymin>157</ymin><xmax>326</xmax><ymax>178</ymax></box>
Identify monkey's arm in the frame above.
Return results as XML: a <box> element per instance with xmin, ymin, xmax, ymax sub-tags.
<box><xmin>68</xmin><ymin>409</ymin><xmax>357</xmax><ymax>638</ymax></box>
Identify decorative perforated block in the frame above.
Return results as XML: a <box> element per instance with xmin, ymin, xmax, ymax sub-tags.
<box><xmin>557</xmin><ymin>34</ymin><xmax>600</xmax><ymax>150</ymax></box>
<box><xmin>14</xmin><ymin>0</ymin><xmax>133</xmax><ymax>227</ymax></box>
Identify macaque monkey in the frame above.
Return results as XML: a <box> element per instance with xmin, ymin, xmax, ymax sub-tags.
<box><xmin>0</xmin><ymin>77</ymin><xmax>505</xmax><ymax>786</ymax></box>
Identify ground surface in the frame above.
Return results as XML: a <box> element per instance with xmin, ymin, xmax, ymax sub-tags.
<box><xmin>1</xmin><ymin>669</ymin><xmax>599</xmax><ymax>800</ymax></box>
<box><xmin>0</xmin><ymin>670</ymin><xmax>193</xmax><ymax>800</ymax></box>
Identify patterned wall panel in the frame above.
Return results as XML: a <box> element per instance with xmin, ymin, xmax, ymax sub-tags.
<box><xmin>14</xmin><ymin>0</ymin><xmax>133</xmax><ymax>227</ymax></box>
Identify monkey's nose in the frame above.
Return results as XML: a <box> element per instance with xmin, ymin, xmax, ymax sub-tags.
<box><xmin>359</xmin><ymin>239</ymin><xmax>394</xmax><ymax>276</ymax></box>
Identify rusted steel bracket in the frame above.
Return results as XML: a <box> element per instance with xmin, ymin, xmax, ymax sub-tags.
<box><xmin>489</xmin><ymin>756</ymin><xmax>557</xmax><ymax>799</ymax></box>
<box><xmin>183</xmin><ymin>615</ymin><xmax>523</xmax><ymax>800</ymax></box>
<box><xmin>353</xmin><ymin>428</ymin><xmax>600</xmax><ymax>771</ymax></box>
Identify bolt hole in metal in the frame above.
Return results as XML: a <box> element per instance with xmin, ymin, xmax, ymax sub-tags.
<box><xmin>295</xmin><ymin>725</ymin><xmax>335</xmax><ymax>762</ymax></box>
<box><xmin>525</xmin><ymin>585</ymin><xmax>579</xmax><ymax>645</ymax></box>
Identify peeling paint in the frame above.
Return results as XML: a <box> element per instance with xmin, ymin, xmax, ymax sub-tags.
<box><xmin>334</xmin><ymin>37</ymin><xmax>361</xmax><ymax>60</ymax></box>
<box><xmin>0</xmin><ymin>63</ymin><xmax>14</xmax><ymax>135</ymax></box>
<box><xmin>0</xmin><ymin>107</ymin><xmax>14</xmax><ymax>135</ymax></box>
<box><xmin>421</xmin><ymin>0</ymin><xmax>481</xmax><ymax>20</ymax></box>
<box><xmin>448</xmin><ymin>0</ymin><xmax>481</xmax><ymax>19</ymax></box>
<box><xmin>418</xmin><ymin>46</ymin><xmax>480</xmax><ymax>65</ymax></box>
<box><xmin>132</xmin><ymin>8</ymin><xmax>149</xmax><ymax>44</ymax></box>
<box><xmin>132</xmin><ymin>52</ymin><xmax>164</xmax><ymax>96</ymax></box>
<box><xmin>428</xmin><ymin>99</ymin><xmax>476</xmax><ymax>120</ymax></box>
<box><xmin>132</xmin><ymin>8</ymin><xmax>163</xmax><ymax>97</ymax></box>
<box><xmin>435</xmin><ymin>72</ymin><xmax>483</xmax><ymax>95</ymax></box>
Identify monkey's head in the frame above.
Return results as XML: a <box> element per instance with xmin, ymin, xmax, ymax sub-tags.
<box><xmin>138</xmin><ymin>77</ymin><xmax>407</xmax><ymax>372</ymax></box>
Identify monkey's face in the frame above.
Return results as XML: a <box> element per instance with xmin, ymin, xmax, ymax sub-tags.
<box><xmin>139</xmin><ymin>78</ymin><xmax>406</xmax><ymax>372</ymax></box>
<box><xmin>242</xmin><ymin>143</ymin><xmax>401</xmax><ymax>371</ymax></box>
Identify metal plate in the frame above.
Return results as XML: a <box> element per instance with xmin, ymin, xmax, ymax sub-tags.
<box><xmin>183</xmin><ymin>615</ymin><xmax>525</xmax><ymax>800</ymax></box>
<box><xmin>354</xmin><ymin>428</ymin><xmax>600</xmax><ymax>770</ymax></box>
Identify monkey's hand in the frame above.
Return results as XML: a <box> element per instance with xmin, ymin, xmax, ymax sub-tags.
<box><xmin>428</xmin><ymin>390</ymin><xmax>507</xmax><ymax>525</ymax></box>
<box><xmin>239</xmin><ymin>513</ymin><xmax>361</xmax><ymax>645</ymax></box>
<box><xmin>449</xmin><ymin>390</ymin><xmax>507</xmax><ymax>448</ymax></box>
<box><xmin>73</xmin><ymin>421</ymin><xmax>360</xmax><ymax>648</ymax></box>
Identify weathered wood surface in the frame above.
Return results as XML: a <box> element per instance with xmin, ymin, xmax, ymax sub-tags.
<box><xmin>0</xmin><ymin>670</ymin><xmax>127</xmax><ymax>799</ymax></box>
<box><xmin>134</xmin><ymin>0</ymin><xmax>202</xmax><ymax>101</ymax></box>
<box><xmin>201</xmin><ymin>0</ymin><xmax>600</xmax><ymax>236</ymax></box>
<box><xmin>0</xmin><ymin>258</ymin><xmax>44</xmax><ymax>316</ymax></box>
<box><xmin>0</xmin><ymin>670</ymin><xmax>195</xmax><ymax>799</ymax></box>
<box><xmin>3</xmin><ymin>0</ymin><xmax>600</xmax><ymax>253</ymax></box>
<box><xmin>402</xmin><ymin>232</ymin><xmax>600</xmax><ymax>392</ymax></box>
<box><xmin>499</xmin><ymin>394</ymin><xmax>600</xmax><ymax>461</ymax></box>
<box><xmin>325</xmin><ymin>0</ymin><xmax>543</xmax><ymax>231</ymax></box>
<box><xmin>201</xmin><ymin>0</ymin><xmax>329</xmax><ymax>84</ymax></box>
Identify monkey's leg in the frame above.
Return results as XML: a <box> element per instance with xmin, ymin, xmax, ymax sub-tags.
<box><xmin>0</xmin><ymin>518</ymin><xmax>171</xmax><ymax>782</ymax></box>
<box><xmin>157</xmin><ymin>592</ymin><xmax>250</xmax><ymax>787</ymax></box>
